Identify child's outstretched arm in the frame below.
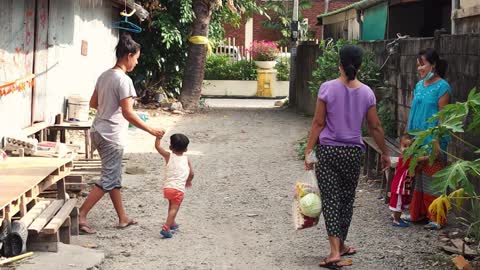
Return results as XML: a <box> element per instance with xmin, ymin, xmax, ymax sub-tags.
<box><xmin>155</xmin><ymin>137</ymin><xmax>170</xmax><ymax>162</ymax></box>
<box><xmin>186</xmin><ymin>159</ymin><xmax>194</xmax><ymax>187</ymax></box>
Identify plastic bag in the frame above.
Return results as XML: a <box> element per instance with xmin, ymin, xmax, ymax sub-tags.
<box><xmin>293</xmin><ymin>169</ymin><xmax>322</xmax><ymax>230</ymax></box>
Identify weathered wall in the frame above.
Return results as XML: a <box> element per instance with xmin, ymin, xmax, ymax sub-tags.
<box><xmin>0</xmin><ymin>0</ymin><xmax>119</xmax><ymax>143</ymax></box>
<box><xmin>0</xmin><ymin>0</ymin><xmax>36</xmax><ymax>140</ymax></box>
<box><xmin>42</xmin><ymin>0</ymin><xmax>118</xmax><ymax>124</ymax></box>
<box><xmin>322</xmin><ymin>9</ymin><xmax>360</xmax><ymax>41</ymax></box>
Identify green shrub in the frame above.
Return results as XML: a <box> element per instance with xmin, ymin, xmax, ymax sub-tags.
<box><xmin>275</xmin><ymin>58</ymin><xmax>290</xmax><ymax>81</ymax></box>
<box><xmin>309</xmin><ymin>39</ymin><xmax>382</xmax><ymax>96</ymax></box>
<box><xmin>204</xmin><ymin>55</ymin><xmax>257</xmax><ymax>80</ymax></box>
<box><xmin>308</xmin><ymin>39</ymin><xmax>396</xmax><ymax>138</ymax></box>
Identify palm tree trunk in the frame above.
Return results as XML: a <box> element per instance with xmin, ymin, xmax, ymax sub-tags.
<box><xmin>179</xmin><ymin>0</ymin><xmax>214</xmax><ymax>110</ymax></box>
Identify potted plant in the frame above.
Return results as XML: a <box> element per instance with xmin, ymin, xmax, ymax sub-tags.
<box><xmin>250</xmin><ymin>40</ymin><xmax>279</xmax><ymax>69</ymax></box>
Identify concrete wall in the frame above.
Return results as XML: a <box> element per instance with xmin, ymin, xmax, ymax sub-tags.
<box><xmin>0</xmin><ymin>0</ymin><xmax>119</xmax><ymax>144</ymax></box>
<box><xmin>202</xmin><ymin>80</ymin><xmax>289</xmax><ymax>98</ymax></box>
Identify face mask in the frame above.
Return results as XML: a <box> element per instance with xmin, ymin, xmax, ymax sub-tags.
<box><xmin>424</xmin><ymin>67</ymin><xmax>435</xmax><ymax>80</ymax></box>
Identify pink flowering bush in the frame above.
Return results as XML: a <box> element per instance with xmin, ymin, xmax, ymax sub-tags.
<box><xmin>249</xmin><ymin>40</ymin><xmax>279</xmax><ymax>61</ymax></box>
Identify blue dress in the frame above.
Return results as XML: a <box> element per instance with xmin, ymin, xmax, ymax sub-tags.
<box><xmin>407</xmin><ymin>79</ymin><xmax>452</xmax><ymax>153</ymax></box>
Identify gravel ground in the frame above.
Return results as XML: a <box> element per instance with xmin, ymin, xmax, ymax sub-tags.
<box><xmin>72</xmin><ymin>107</ymin><xmax>455</xmax><ymax>270</ymax></box>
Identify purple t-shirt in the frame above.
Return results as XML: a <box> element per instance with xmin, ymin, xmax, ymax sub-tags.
<box><xmin>317</xmin><ymin>79</ymin><xmax>376</xmax><ymax>151</ymax></box>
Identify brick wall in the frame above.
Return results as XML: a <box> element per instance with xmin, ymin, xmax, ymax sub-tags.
<box><xmin>223</xmin><ymin>19</ymin><xmax>247</xmax><ymax>48</ymax></box>
<box><xmin>223</xmin><ymin>0</ymin><xmax>359</xmax><ymax>47</ymax></box>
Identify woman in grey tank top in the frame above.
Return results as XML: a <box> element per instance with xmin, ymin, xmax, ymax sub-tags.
<box><xmin>78</xmin><ymin>33</ymin><xmax>165</xmax><ymax>234</ymax></box>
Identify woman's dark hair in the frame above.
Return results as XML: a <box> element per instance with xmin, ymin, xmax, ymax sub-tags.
<box><xmin>418</xmin><ymin>48</ymin><xmax>448</xmax><ymax>78</ymax></box>
<box><xmin>340</xmin><ymin>45</ymin><xmax>363</xmax><ymax>81</ymax></box>
<box><xmin>115</xmin><ymin>32</ymin><xmax>141</xmax><ymax>60</ymax></box>
<box><xmin>170</xmin><ymin>133</ymin><xmax>189</xmax><ymax>152</ymax></box>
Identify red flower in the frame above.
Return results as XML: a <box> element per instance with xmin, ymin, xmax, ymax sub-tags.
<box><xmin>248</xmin><ymin>40</ymin><xmax>280</xmax><ymax>61</ymax></box>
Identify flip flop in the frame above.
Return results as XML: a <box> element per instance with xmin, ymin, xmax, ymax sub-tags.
<box><xmin>319</xmin><ymin>259</ymin><xmax>343</xmax><ymax>269</ymax></box>
<box><xmin>116</xmin><ymin>219</ymin><xmax>138</xmax><ymax>229</ymax></box>
<box><xmin>392</xmin><ymin>219</ymin><xmax>410</xmax><ymax>228</ymax></box>
<box><xmin>341</xmin><ymin>246</ymin><xmax>357</xmax><ymax>256</ymax></box>
<box><xmin>79</xmin><ymin>223</ymin><xmax>96</xmax><ymax>235</ymax></box>
<box><xmin>424</xmin><ymin>221</ymin><xmax>441</xmax><ymax>230</ymax></box>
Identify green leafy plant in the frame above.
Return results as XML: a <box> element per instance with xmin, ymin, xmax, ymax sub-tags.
<box><xmin>132</xmin><ymin>0</ymin><xmax>264</xmax><ymax>102</ymax></box>
<box><xmin>377</xmin><ymin>87</ymin><xmax>398</xmax><ymax>138</ymax></box>
<box><xmin>308</xmin><ymin>39</ymin><xmax>395</xmax><ymax>137</ymax></box>
<box><xmin>404</xmin><ymin>87</ymin><xmax>480</xmax><ymax>242</ymax></box>
<box><xmin>262</xmin><ymin>0</ymin><xmax>313</xmax><ymax>47</ymax></box>
<box><xmin>309</xmin><ymin>39</ymin><xmax>383</xmax><ymax>96</ymax></box>
<box><xmin>297</xmin><ymin>136</ymin><xmax>308</xmax><ymax>160</ymax></box>
<box><xmin>275</xmin><ymin>57</ymin><xmax>290</xmax><ymax>81</ymax></box>
<box><xmin>204</xmin><ymin>54</ymin><xmax>257</xmax><ymax>80</ymax></box>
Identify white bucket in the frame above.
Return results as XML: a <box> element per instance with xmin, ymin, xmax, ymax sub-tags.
<box><xmin>67</xmin><ymin>95</ymin><xmax>90</xmax><ymax>122</ymax></box>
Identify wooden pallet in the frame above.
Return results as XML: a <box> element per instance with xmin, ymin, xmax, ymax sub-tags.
<box><xmin>42</xmin><ymin>175</ymin><xmax>86</xmax><ymax>194</ymax></box>
<box><xmin>19</xmin><ymin>198</ymin><xmax>79</xmax><ymax>252</ymax></box>
<box><xmin>0</xmin><ymin>157</ymin><xmax>73</xmax><ymax>224</ymax></box>
<box><xmin>70</xmin><ymin>158</ymin><xmax>127</xmax><ymax>176</ymax></box>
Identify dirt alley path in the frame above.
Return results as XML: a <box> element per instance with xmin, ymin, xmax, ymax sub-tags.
<box><xmin>76</xmin><ymin>107</ymin><xmax>453</xmax><ymax>270</ymax></box>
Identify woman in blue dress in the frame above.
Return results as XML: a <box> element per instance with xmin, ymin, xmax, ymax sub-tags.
<box><xmin>407</xmin><ymin>48</ymin><xmax>452</xmax><ymax>230</ymax></box>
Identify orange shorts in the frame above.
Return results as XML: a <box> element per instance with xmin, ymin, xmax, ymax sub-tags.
<box><xmin>163</xmin><ymin>188</ymin><xmax>184</xmax><ymax>205</ymax></box>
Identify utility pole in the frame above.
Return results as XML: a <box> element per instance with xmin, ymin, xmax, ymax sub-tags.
<box><xmin>288</xmin><ymin>0</ymin><xmax>299</xmax><ymax>107</ymax></box>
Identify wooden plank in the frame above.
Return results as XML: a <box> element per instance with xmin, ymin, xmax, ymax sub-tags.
<box><xmin>70</xmin><ymin>171</ymin><xmax>101</xmax><ymax>175</ymax></box>
<box><xmin>65</xmin><ymin>175</ymin><xmax>83</xmax><ymax>184</ymax></box>
<box><xmin>85</xmin><ymin>129</ymin><xmax>92</xmax><ymax>159</ymax></box>
<box><xmin>19</xmin><ymin>200</ymin><xmax>52</xmax><ymax>228</ymax></box>
<box><xmin>19</xmin><ymin>195</ymin><xmax>27</xmax><ymax>217</ymax></box>
<box><xmin>28</xmin><ymin>200</ymin><xmax>64</xmax><ymax>233</ymax></box>
<box><xmin>59</xmin><ymin>217</ymin><xmax>71</xmax><ymax>244</ymax></box>
<box><xmin>57</xmin><ymin>179</ymin><xmax>66</xmax><ymax>200</ymax></box>
<box><xmin>27</xmin><ymin>241</ymin><xmax>58</xmax><ymax>252</ymax></box>
<box><xmin>44</xmin><ymin>183</ymin><xmax>86</xmax><ymax>192</ymax></box>
<box><xmin>363</xmin><ymin>137</ymin><xmax>401</xmax><ymax>156</ymax></box>
<box><xmin>37</xmin><ymin>171</ymin><xmax>71</xmax><ymax>193</ymax></box>
<box><xmin>42</xmin><ymin>199</ymin><xmax>76</xmax><ymax>234</ymax></box>
<box><xmin>73</xmin><ymin>162</ymin><xmax>126</xmax><ymax>167</ymax></box>
<box><xmin>21</xmin><ymin>122</ymin><xmax>50</xmax><ymax>137</ymax></box>
<box><xmin>70</xmin><ymin>207</ymin><xmax>79</xmax><ymax>236</ymax></box>
<box><xmin>74</xmin><ymin>161</ymin><xmax>127</xmax><ymax>164</ymax></box>
<box><xmin>77</xmin><ymin>158</ymin><xmax>128</xmax><ymax>162</ymax></box>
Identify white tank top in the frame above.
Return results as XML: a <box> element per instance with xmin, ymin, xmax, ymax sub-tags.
<box><xmin>163</xmin><ymin>153</ymin><xmax>189</xmax><ymax>192</ymax></box>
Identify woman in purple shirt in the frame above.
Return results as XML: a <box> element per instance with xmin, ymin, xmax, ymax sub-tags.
<box><xmin>305</xmin><ymin>45</ymin><xmax>390</xmax><ymax>269</ymax></box>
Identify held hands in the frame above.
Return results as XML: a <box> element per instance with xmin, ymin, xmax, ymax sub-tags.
<box><xmin>150</xmin><ymin>127</ymin><xmax>165</xmax><ymax>138</ymax></box>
